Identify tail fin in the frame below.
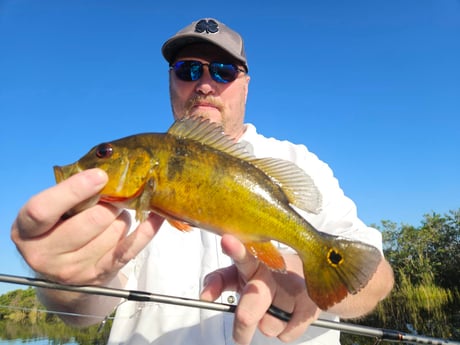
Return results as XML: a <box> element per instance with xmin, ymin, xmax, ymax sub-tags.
<box><xmin>300</xmin><ymin>234</ymin><xmax>382</xmax><ymax>310</ymax></box>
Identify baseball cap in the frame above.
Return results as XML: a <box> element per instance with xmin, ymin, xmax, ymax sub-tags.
<box><xmin>162</xmin><ymin>18</ymin><xmax>248</xmax><ymax>72</ymax></box>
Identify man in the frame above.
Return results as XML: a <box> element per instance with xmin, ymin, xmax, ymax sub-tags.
<box><xmin>11</xmin><ymin>18</ymin><xmax>394</xmax><ymax>345</ymax></box>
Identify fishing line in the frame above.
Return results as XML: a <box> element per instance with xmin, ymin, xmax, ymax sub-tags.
<box><xmin>0</xmin><ymin>297</ymin><xmax>144</xmax><ymax>321</ymax></box>
<box><xmin>0</xmin><ymin>273</ymin><xmax>458</xmax><ymax>345</ymax></box>
<box><xmin>0</xmin><ymin>304</ymin><xmax>109</xmax><ymax>319</ymax></box>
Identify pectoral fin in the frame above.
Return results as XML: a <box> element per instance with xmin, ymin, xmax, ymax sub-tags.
<box><xmin>132</xmin><ymin>179</ymin><xmax>156</xmax><ymax>222</ymax></box>
<box><xmin>244</xmin><ymin>241</ymin><xmax>287</xmax><ymax>272</ymax></box>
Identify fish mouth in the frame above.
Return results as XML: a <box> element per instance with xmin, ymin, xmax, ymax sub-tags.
<box><xmin>53</xmin><ymin>164</ymin><xmax>80</xmax><ymax>183</ymax></box>
<box><xmin>53</xmin><ymin>164</ymin><xmax>99</xmax><ymax>216</ymax></box>
<box><xmin>53</xmin><ymin>165</ymin><xmax>65</xmax><ymax>183</ymax></box>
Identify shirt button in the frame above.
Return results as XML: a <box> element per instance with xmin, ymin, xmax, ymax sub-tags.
<box><xmin>227</xmin><ymin>295</ymin><xmax>236</xmax><ymax>304</ymax></box>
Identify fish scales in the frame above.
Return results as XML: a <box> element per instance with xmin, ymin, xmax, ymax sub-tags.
<box><xmin>147</xmin><ymin>134</ymin><xmax>294</xmax><ymax>242</ymax></box>
<box><xmin>53</xmin><ymin>116</ymin><xmax>382</xmax><ymax>310</ymax></box>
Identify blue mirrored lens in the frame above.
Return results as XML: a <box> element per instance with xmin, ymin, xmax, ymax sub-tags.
<box><xmin>173</xmin><ymin>61</ymin><xmax>203</xmax><ymax>81</ymax></box>
<box><xmin>209</xmin><ymin>63</ymin><xmax>238</xmax><ymax>83</ymax></box>
<box><xmin>172</xmin><ymin>61</ymin><xmax>240</xmax><ymax>83</ymax></box>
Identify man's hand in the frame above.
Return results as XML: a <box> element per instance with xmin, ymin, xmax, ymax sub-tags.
<box><xmin>11</xmin><ymin>168</ymin><xmax>163</xmax><ymax>325</ymax></box>
<box><xmin>200</xmin><ymin>234</ymin><xmax>321</xmax><ymax>345</ymax></box>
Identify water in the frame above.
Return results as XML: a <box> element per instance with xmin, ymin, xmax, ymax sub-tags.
<box><xmin>0</xmin><ymin>340</ymin><xmax>77</xmax><ymax>345</ymax></box>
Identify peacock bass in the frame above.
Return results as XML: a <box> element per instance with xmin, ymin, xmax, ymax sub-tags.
<box><xmin>54</xmin><ymin>116</ymin><xmax>382</xmax><ymax>310</ymax></box>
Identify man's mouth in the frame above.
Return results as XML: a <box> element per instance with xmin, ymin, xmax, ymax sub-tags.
<box><xmin>187</xmin><ymin>97</ymin><xmax>222</xmax><ymax>111</ymax></box>
<box><xmin>193</xmin><ymin>102</ymin><xmax>217</xmax><ymax>109</ymax></box>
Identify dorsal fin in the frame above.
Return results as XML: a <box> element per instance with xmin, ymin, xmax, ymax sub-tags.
<box><xmin>250</xmin><ymin>158</ymin><xmax>322</xmax><ymax>214</ymax></box>
<box><xmin>168</xmin><ymin>116</ymin><xmax>322</xmax><ymax>214</ymax></box>
<box><xmin>167</xmin><ymin>117</ymin><xmax>253</xmax><ymax>160</ymax></box>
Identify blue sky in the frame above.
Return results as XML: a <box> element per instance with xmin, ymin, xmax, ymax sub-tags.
<box><xmin>1</xmin><ymin>0</ymin><xmax>459</xmax><ymax>295</ymax></box>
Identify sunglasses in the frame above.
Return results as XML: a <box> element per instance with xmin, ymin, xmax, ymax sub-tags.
<box><xmin>170</xmin><ymin>60</ymin><xmax>246</xmax><ymax>84</ymax></box>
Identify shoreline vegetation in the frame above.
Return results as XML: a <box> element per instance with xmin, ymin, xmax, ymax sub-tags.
<box><xmin>1</xmin><ymin>210</ymin><xmax>459</xmax><ymax>345</ymax></box>
<box><xmin>0</xmin><ymin>287</ymin><xmax>112</xmax><ymax>344</ymax></box>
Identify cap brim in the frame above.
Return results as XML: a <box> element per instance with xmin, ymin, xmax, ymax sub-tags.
<box><xmin>162</xmin><ymin>34</ymin><xmax>248</xmax><ymax>71</ymax></box>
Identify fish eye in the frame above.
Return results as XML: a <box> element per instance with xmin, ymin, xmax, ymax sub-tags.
<box><xmin>95</xmin><ymin>143</ymin><xmax>113</xmax><ymax>158</ymax></box>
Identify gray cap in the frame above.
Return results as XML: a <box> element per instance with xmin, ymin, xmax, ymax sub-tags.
<box><xmin>162</xmin><ymin>18</ymin><xmax>248</xmax><ymax>72</ymax></box>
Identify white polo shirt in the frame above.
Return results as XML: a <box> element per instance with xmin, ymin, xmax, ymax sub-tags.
<box><xmin>107</xmin><ymin>123</ymin><xmax>383</xmax><ymax>345</ymax></box>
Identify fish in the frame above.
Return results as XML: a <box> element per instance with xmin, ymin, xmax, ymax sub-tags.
<box><xmin>54</xmin><ymin>116</ymin><xmax>382</xmax><ymax>310</ymax></box>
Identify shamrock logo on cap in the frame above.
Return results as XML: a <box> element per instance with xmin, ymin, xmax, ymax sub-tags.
<box><xmin>194</xmin><ymin>19</ymin><xmax>219</xmax><ymax>34</ymax></box>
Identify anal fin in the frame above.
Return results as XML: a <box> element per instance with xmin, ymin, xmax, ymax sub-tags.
<box><xmin>167</xmin><ymin>218</ymin><xmax>193</xmax><ymax>232</ymax></box>
<box><xmin>244</xmin><ymin>241</ymin><xmax>287</xmax><ymax>272</ymax></box>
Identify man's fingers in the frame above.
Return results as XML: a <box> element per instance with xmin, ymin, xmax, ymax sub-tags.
<box><xmin>200</xmin><ymin>265</ymin><xmax>239</xmax><ymax>302</ymax></box>
<box><xmin>220</xmin><ymin>234</ymin><xmax>259</xmax><ymax>282</ymax></box>
<box><xmin>277</xmin><ymin>301</ymin><xmax>320</xmax><ymax>343</ymax></box>
<box><xmin>233</xmin><ymin>270</ymin><xmax>276</xmax><ymax>345</ymax></box>
<box><xmin>47</xmin><ymin>204</ymin><xmax>124</xmax><ymax>253</ymax></box>
<box><xmin>110</xmin><ymin>213</ymin><xmax>164</xmax><ymax>268</ymax></box>
<box><xmin>14</xmin><ymin>169</ymin><xmax>108</xmax><ymax>238</ymax></box>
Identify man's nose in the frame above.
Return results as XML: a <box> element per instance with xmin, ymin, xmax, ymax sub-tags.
<box><xmin>194</xmin><ymin>68</ymin><xmax>216</xmax><ymax>95</ymax></box>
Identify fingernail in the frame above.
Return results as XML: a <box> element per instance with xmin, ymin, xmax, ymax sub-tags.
<box><xmin>200</xmin><ymin>275</ymin><xmax>214</xmax><ymax>300</ymax></box>
<box><xmin>90</xmin><ymin>168</ymin><xmax>108</xmax><ymax>187</ymax></box>
<box><xmin>202</xmin><ymin>274</ymin><xmax>212</xmax><ymax>289</ymax></box>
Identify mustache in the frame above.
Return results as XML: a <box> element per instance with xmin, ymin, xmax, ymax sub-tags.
<box><xmin>185</xmin><ymin>96</ymin><xmax>223</xmax><ymax>111</ymax></box>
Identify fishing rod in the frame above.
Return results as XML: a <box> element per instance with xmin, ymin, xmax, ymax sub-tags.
<box><xmin>1</xmin><ymin>273</ymin><xmax>458</xmax><ymax>345</ymax></box>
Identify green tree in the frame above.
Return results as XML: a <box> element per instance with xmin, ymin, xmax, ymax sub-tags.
<box><xmin>341</xmin><ymin>209</ymin><xmax>460</xmax><ymax>345</ymax></box>
<box><xmin>0</xmin><ymin>287</ymin><xmax>112</xmax><ymax>344</ymax></box>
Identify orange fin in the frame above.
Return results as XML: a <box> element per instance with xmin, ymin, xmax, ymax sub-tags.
<box><xmin>300</xmin><ymin>234</ymin><xmax>382</xmax><ymax>310</ymax></box>
<box><xmin>167</xmin><ymin>218</ymin><xmax>193</xmax><ymax>232</ymax></box>
<box><xmin>244</xmin><ymin>241</ymin><xmax>287</xmax><ymax>272</ymax></box>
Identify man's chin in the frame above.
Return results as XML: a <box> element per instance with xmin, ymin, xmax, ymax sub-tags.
<box><xmin>187</xmin><ymin>109</ymin><xmax>222</xmax><ymax>124</ymax></box>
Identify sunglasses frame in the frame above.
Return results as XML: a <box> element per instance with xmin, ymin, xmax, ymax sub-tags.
<box><xmin>170</xmin><ymin>60</ymin><xmax>246</xmax><ymax>84</ymax></box>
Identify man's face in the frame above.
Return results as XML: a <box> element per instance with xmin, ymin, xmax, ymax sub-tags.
<box><xmin>169</xmin><ymin>43</ymin><xmax>250</xmax><ymax>140</ymax></box>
